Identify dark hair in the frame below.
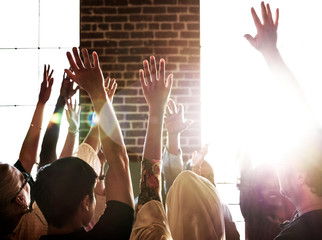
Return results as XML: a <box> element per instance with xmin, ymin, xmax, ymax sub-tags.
<box><xmin>33</xmin><ymin>157</ymin><xmax>97</xmax><ymax>228</ymax></box>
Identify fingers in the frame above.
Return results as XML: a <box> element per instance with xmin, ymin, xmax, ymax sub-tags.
<box><xmin>110</xmin><ymin>79</ymin><xmax>117</xmax><ymax>96</ymax></box>
<box><xmin>72</xmin><ymin>47</ymin><xmax>85</xmax><ymax>69</ymax></box>
<box><xmin>82</xmin><ymin>48</ymin><xmax>92</xmax><ymax>68</ymax></box>
<box><xmin>266</xmin><ymin>3</ymin><xmax>274</xmax><ymax>26</ymax></box>
<box><xmin>48</xmin><ymin>69</ymin><xmax>54</xmax><ymax>81</ymax></box>
<box><xmin>165</xmin><ymin>73</ymin><xmax>173</xmax><ymax>90</ymax></box>
<box><xmin>92</xmin><ymin>51</ymin><xmax>100</xmax><ymax>68</ymax></box>
<box><xmin>274</xmin><ymin>8</ymin><xmax>279</xmax><ymax>29</ymax></box>
<box><xmin>159</xmin><ymin>58</ymin><xmax>165</xmax><ymax>83</ymax></box>
<box><xmin>251</xmin><ymin>7</ymin><xmax>262</xmax><ymax>32</ymax></box>
<box><xmin>64</xmin><ymin>69</ymin><xmax>77</xmax><ymax>84</ymax></box>
<box><xmin>66</xmin><ymin>51</ymin><xmax>79</xmax><ymax>72</ymax></box>
<box><xmin>261</xmin><ymin>1</ymin><xmax>269</xmax><ymax>25</ymax></box>
<box><xmin>143</xmin><ymin>60</ymin><xmax>151</xmax><ymax>85</ymax></box>
<box><xmin>139</xmin><ymin>69</ymin><xmax>148</xmax><ymax>92</ymax></box>
<box><xmin>166</xmin><ymin>105</ymin><xmax>172</xmax><ymax>116</ymax></box>
<box><xmin>168</xmin><ymin>98</ymin><xmax>177</xmax><ymax>113</ymax></box>
<box><xmin>150</xmin><ymin>56</ymin><xmax>157</xmax><ymax>82</ymax></box>
<box><xmin>105</xmin><ymin>76</ymin><xmax>110</xmax><ymax>88</ymax></box>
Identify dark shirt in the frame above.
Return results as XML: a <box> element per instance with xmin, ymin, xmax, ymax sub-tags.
<box><xmin>39</xmin><ymin>200</ymin><xmax>134</xmax><ymax>240</ymax></box>
<box><xmin>274</xmin><ymin>209</ymin><xmax>322</xmax><ymax>240</ymax></box>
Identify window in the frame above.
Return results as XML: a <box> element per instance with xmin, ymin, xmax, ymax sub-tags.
<box><xmin>201</xmin><ymin>1</ymin><xmax>322</xmax><ymax>238</ymax></box>
<box><xmin>0</xmin><ymin>0</ymin><xmax>79</xmax><ymax>167</ymax></box>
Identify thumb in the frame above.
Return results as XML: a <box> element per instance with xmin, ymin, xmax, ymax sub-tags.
<box><xmin>244</xmin><ymin>34</ymin><xmax>256</xmax><ymax>47</ymax></box>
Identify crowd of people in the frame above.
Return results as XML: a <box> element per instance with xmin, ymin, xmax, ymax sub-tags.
<box><xmin>1</xmin><ymin>2</ymin><xmax>322</xmax><ymax>240</ymax></box>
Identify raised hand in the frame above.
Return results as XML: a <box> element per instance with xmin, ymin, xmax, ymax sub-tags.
<box><xmin>140</xmin><ymin>56</ymin><xmax>173</xmax><ymax>112</ymax></box>
<box><xmin>65</xmin><ymin>47</ymin><xmax>105</xmax><ymax>97</ymax></box>
<box><xmin>60</xmin><ymin>70</ymin><xmax>79</xmax><ymax>98</ymax></box>
<box><xmin>244</xmin><ymin>1</ymin><xmax>279</xmax><ymax>54</ymax></box>
<box><xmin>104</xmin><ymin>77</ymin><xmax>117</xmax><ymax>102</ymax></box>
<box><xmin>191</xmin><ymin>144</ymin><xmax>209</xmax><ymax>168</ymax></box>
<box><xmin>165</xmin><ymin>99</ymin><xmax>193</xmax><ymax>135</ymax></box>
<box><xmin>39</xmin><ymin>64</ymin><xmax>54</xmax><ymax>104</ymax></box>
<box><xmin>65</xmin><ymin>97</ymin><xmax>80</xmax><ymax>134</ymax></box>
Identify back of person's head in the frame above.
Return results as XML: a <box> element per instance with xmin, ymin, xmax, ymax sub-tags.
<box><xmin>33</xmin><ymin>157</ymin><xmax>97</xmax><ymax>228</ymax></box>
<box><xmin>0</xmin><ymin>163</ymin><xmax>22</xmax><ymax>236</ymax></box>
<box><xmin>166</xmin><ymin>170</ymin><xmax>225</xmax><ymax>240</ymax></box>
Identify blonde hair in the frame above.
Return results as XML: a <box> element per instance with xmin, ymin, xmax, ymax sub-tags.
<box><xmin>0</xmin><ymin>163</ymin><xmax>21</xmax><ymax>223</ymax></box>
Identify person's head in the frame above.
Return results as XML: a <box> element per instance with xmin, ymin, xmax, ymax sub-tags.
<box><xmin>33</xmin><ymin>157</ymin><xmax>97</xmax><ymax>229</ymax></box>
<box><xmin>277</xmin><ymin>130</ymin><xmax>322</xmax><ymax>205</ymax></box>
<box><xmin>166</xmin><ymin>171</ymin><xmax>225</xmax><ymax>240</ymax></box>
<box><xmin>0</xmin><ymin>163</ymin><xmax>31</xmax><ymax>236</ymax></box>
<box><xmin>186</xmin><ymin>159</ymin><xmax>215</xmax><ymax>185</ymax></box>
<box><xmin>253</xmin><ymin>164</ymin><xmax>283</xmax><ymax>208</ymax></box>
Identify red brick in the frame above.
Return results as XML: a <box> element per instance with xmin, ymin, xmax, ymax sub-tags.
<box><xmin>136</xmin><ymin>23</ymin><xmax>148</xmax><ymax>30</ymax></box>
<box><xmin>189</xmin><ymin>40</ymin><xmax>200</xmax><ymax>47</ymax></box>
<box><xmin>168</xmin><ymin>56</ymin><xmax>187</xmax><ymax>62</ymax></box>
<box><xmin>180</xmin><ymin>31</ymin><xmax>199</xmax><ymax>38</ymax></box>
<box><xmin>125</xmin><ymin>97</ymin><xmax>146</xmax><ymax>104</ymax></box>
<box><xmin>109</xmin><ymin>72</ymin><xmax>122</xmax><ymax>79</ymax></box>
<box><xmin>180</xmin><ymin>48</ymin><xmax>199</xmax><ymax>55</ymax></box>
<box><xmin>177</xmin><ymin>80</ymin><xmax>199</xmax><ymax>87</ymax></box>
<box><xmin>132</xmin><ymin>122</ymin><xmax>144</xmax><ymax>128</ymax></box>
<box><xmin>119</xmin><ymin>40</ymin><xmax>142</xmax><ymax>46</ymax></box>
<box><xmin>130</xmin><ymin>15</ymin><xmax>153</xmax><ymax>22</ymax></box>
<box><xmin>94</xmin><ymin>40</ymin><xmax>117</xmax><ymax>48</ymax></box>
<box><xmin>189</xmin><ymin>7</ymin><xmax>199</xmax><ymax>14</ymax></box>
<box><xmin>105</xmin><ymin>31</ymin><xmax>129</xmax><ymax>39</ymax></box>
<box><xmin>98</xmin><ymin>24</ymin><xmax>109</xmax><ymax>30</ymax></box>
<box><xmin>131</xmin><ymin>32</ymin><xmax>154</xmax><ymax>39</ymax></box>
<box><xmin>111</xmin><ymin>24</ymin><xmax>122</xmax><ymax>30</ymax></box>
<box><xmin>149</xmin><ymin>23</ymin><xmax>159</xmax><ymax>30</ymax></box>
<box><xmin>82</xmin><ymin>0</ymin><xmax>103</xmax><ymax>6</ymax></box>
<box><xmin>173</xmin><ymin>23</ymin><xmax>185</xmax><ymax>30</ymax></box>
<box><xmin>127</xmin><ymin>146</ymin><xmax>143</xmax><ymax>154</ymax></box>
<box><xmin>93</xmin><ymin>7</ymin><xmax>116</xmax><ymax>14</ymax></box>
<box><xmin>154</xmin><ymin>48</ymin><xmax>178</xmax><ymax>55</ymax></box>
<box><xmin>118</xmin><ymin>7</ymin><xmax>141</xmax><ymax>14</ymax></box>
<box><xmin>143</xmin><ymin>7</ymin><xmax>166</xmax><ymax>14</ymax></box>
<box><xmin>187</xmin><ymin>23</ymin><xmax>199</xmax><ymax>30</ymax></box>
<box><xmin>81</xmin><ymin>24</ymin><xmax>91</xmax><ymax>31</ymax></box>
<box><xmin>105</xmin><ymin>0</ymin><xmax>128</xmax><ymax>6</ymax></box>
<box><xmin>155</xmin><ymin>31</ymin><xmax>178</xmax><ymax>38</ymax></box>
<box><xmin>161</xmin><ymin>23</ymin><xmax>172</xmax><ymax>30</ymax></box>
<box><xmin>125</xmin><ymin>138</ymin><xmax>136</xmax><ymax>145</ymax></box>
<box><xmin>114</xmin><ymin>105</ymin><xmax>137</xmax><ymax>112</ymax></box>
<box><xmin>138</xmin><ymin>105</ymin><xmax>149</xmax><ymax>112</ymax></box>
<box><xmin>144</xmin><ymin>40</ymin><xmax>167</xmax><ymax>46</ymax></box>
<box><xmin>154</xmin><ymin>0</ymin><xmax>176</xmax><ymax>4</ymax></box>
<box><xmin>168</xmin><ymin>7</ymin><xmax>188</xmax><ymax>13</ymax></box>
<box><xmin>129</xmin><ymin>0</ymin><xmax>152</xmax><ymax>4</ymax></box>
<box><xmin>102</xmin><ymin>64</ymin><xmax>125</xmax><ymax>71</ymax></box>
<box><xmin>81</xmin><ymin>16</ymin><xmax>103</xmax><ymax>22</ymax></box>
<box><xmin>169</xmin><ymin>40</ymin><xmax>188</xmax><ymax>46</ymax></box>
<box><xmin>126</xmin><ymin>130</ymin><xmax>147</xmax><ymax>137</ymax></box>
<box><xmin>105</xmin><ymin>16</ymin><xmax>128</xmax><ymax>22</ymax></box>
<box><xmin>171</xmin><ymin>88</ymin><xmax>190</xmax><ymax>95</ymax></box>
<box><xmin>180</xmin><ymin>15</ymin><xmax>199</xmax><ymax>22</ymax></box>
<box><xmin>117</xmin><ymin>88</ymin><xmax>138</xmax><ymax>95</ymax></box>
<box><xmin>99</xmin><ymin>56</ymin><xmax>117</xmax><ymax>63</ymax></box>
<box><xmin>179</xmin><ymin>0</ymin><xmax>199</xmax><ymax>4</ymax></box>
<box><xmin>118</xmin><ymin>56</ymin><xmax>141</xmax><ymax>63</ymax></box>
<box><xmin>188</xmin><ymin>56</ymin><xmax>200</xmax><ymax>63</ymax></box>
<box><xmin>130</xmin><ymin>48</ymin><xmax>153</xmax><ymax>54</ymax></box>
<box><xmin>124</xmin><ymin>23</ymin><xmax>135</xmax><ymax>30</ymax></box>
<box><xmin>119</xmin><ymin>122</ymin><xmax>131</xmax><ymax>129</ymax></box>
<box><xmin>154</xmin><ymin>15</ymin><xmax>177</xmax><ymax>22</ymax></box>
<box><xmin>105</xmin><ymin>48</ymin><xmax>128</xmax><ymax>54</ymax></box>
<box><xmin>112</xmin><ymin>97</ymin><xmax>124</xmax><ymax>104</ymax></box>
<box><xmin>126</xmin><ymin>64</ymin><xmax>142</xmax><ymax>71</ymax></box>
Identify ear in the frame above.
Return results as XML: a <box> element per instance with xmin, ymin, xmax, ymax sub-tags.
<box><xmin>295</xmin><ymin>171</ymin><xmax>306</xmax><ymax>186</ymax></box>
<box><xmin>81</xmin><ymin>195</ymin><xmax>91</xmax><ymax>211</ymax></box>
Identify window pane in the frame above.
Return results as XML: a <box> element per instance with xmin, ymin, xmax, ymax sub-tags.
<box><xmin>0</xmin><ymin>0</ymin><xmax>38</xmax><ymax>48</ymax></box>
<box><xmin>39</xmin><ymin>0</ymin><xmax>80</xmax><ymax>48</ymax></box>
<box><xmin>0</xmin><ymin>49</ymin><xmax>38</xmax><ymax>105</ymax></box>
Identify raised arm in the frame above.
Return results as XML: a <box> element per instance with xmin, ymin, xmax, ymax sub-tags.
<box><xmin>59</xmin><ymin>98</ymin><xmax>80</xmax><ymax>158</ymax></box>
<box><xmin>137</xmin><ymin>56</ymin><xmax>173</xmax><ymax>211</ymax></box>
<box><xmin>65</xmin><ymin>47</ymin><xmax>134</xmax><ymax>208</ymax></box>
<box><xmin>39</xmin><ymin>71</ymin><xmax>79</xmax><ymax>168</ymax></box>
<box><xmin>82</xmin><ymin>77</ymin><xmax>117</xmax><ymax>154</ymax></box>
<box><xmin>18</xmin><ymin>64</ymin><xmax>53</xmax><ymax>174</ymax></box>
<box><xmin>162</xmin><ymin>99</ymin><xmax>192</xmax><ymax>193</ymax></box>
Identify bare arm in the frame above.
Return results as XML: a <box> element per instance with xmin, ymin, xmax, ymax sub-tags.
<box><xmin>39</xmin><ymin>72</ymin><xmax>78</xmax><ymax>168</ymax></box>
<box><xmin>65</xmin><ymin>47</ymin><xmax>134</xmax><ymax>209</ymax></box>
<box><xmin>245</xmin><ymin>2</ymin><xmax>316</xmax><ymax>124</ymax></box>
<box><xmin>19</xmin><ymin>64</ymin><xmax>54</xmax><ymax>174</ymax></box>
<box><xmin>137</xmin><ymin>56</ymin><xmax>173</xmax><ymax>210</ymax></box>
<box><xmin>59</xmin><ymin>98</ymin><xmax>80</xmax><ymax>158</ymax></box>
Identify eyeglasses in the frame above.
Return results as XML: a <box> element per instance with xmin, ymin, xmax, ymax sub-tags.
<box><xmin>11</xmin><ymin>173</ymin><xmax>31</xmax><ymax>203</ymax></box>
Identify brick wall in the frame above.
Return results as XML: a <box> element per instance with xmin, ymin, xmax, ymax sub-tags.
<box><xmin>80</xmin><ymin>0</ymin><xmax>201</xmax><ymax>162</ymax></box>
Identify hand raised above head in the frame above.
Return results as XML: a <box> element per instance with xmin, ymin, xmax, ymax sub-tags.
<box><xmin>165</xmin><ymin>98</ymin><xmax>193</xmax><ymax>134</ymax></box>
<box><xmin>244</xmin><ymin>1</ymin><xmax>279</xmax><ymax>54</ymax></box>
<box><xmin>65</xmin><ymin>47</ymin><xmax>105</xmax><ymax>96</ymax></box>
<box><xmin>139</xmin><ymin>56</ymin><xmax>173</xmax><ymax>111</ymax></box>
<box><xmin>104</xmin><ymin>77</ymin><xmax>117</xmax><ymax>102</ymax></box>
<box><xmin>39</xmin><ymin>64</ymin><xmax>54</xmax><ymax>104</ymax></box>
<box><xmin>60</xmin><ymin>70</ymin><xmax>79</xmax><ymax>98</ymax></box>
<box><xmin>65</xmin><ymin>97</ymin><xmax>80</xmax><ymax>134</ymax></box>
